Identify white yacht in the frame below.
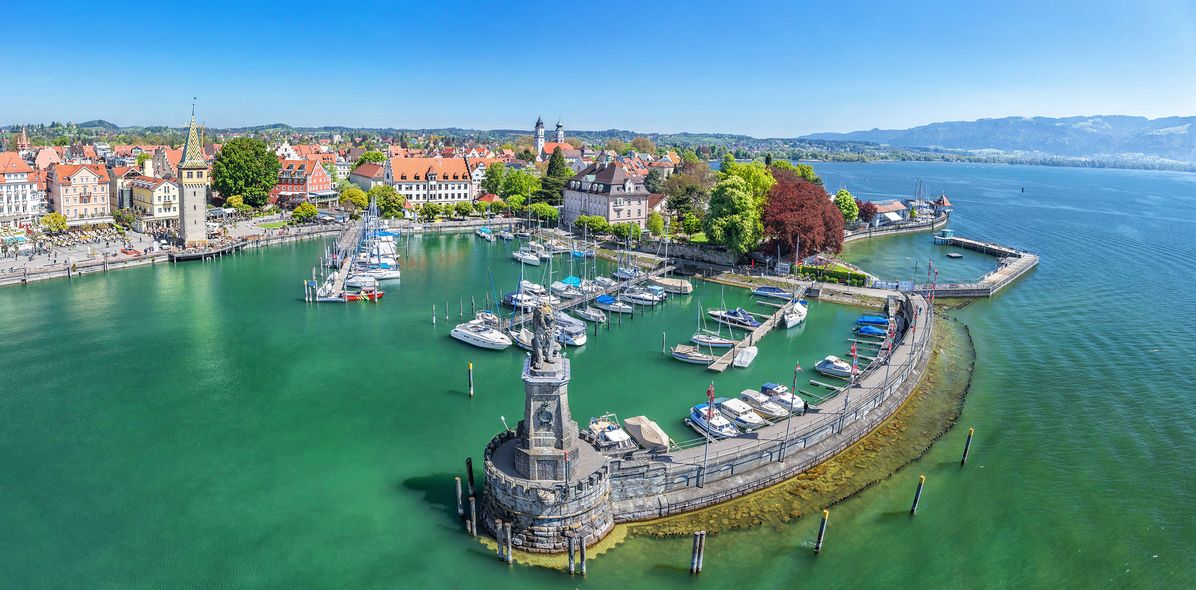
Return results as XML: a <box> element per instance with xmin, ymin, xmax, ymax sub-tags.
<box><xmin>714</xmin><ymin>397</ymin><xmax>767</xmax><ymax>430</ymax></box>
<box><xmin>761</xmin><ymin>383</ymin><xmax>802</xmax><ymax>413</ymax></box>
<box><xmin>594</xmin><ymin>294</ymin><xmax>633</xmax><ymax>314</ymax></box>
<box><xmin>572</xmin><ymin>306</ymin><xmax>607</xmax><ymax>323</ymax></box>
<box><xmin>512</xmin><ymin>248</ymin><xmax>541</xmax><ymax>266</ymax></box>
<box><xmin>619</xmin><ymin>287</ymin><xmax>663</xmax><ymax>306</ymax></box>
<box><xmin>814</xmin><ymin>355</ymin><xmax>857</xmax><ymax>378</ymax></box>
<box><xmin>451</xmin><ymin>319</ymin><xmax>513</xmax><ymax>350</ymax></box>
<box><xmin>739</xmin><ymin>389</ymin><xmax>790</xmax><ymax>420</ymax></box>
<box><xmin>782</xmin><ymin>302</ymin><xmax>808</xmax><ymax>328</ymax></box>
<box><xmin>733</xmin><ymin>346</ymin><xmax>759</xmax><ymax>368</ymax></box>
<box><xmin>519</xmin><ymin>280</ymin><xmax>548</xmax><ymax>296</ymax></box>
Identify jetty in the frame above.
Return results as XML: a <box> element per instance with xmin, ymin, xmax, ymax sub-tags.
<box><xmin>322</xmin><ymin>220</ymin><xmax>366</xmax><ymax>296</ymax></box>
<box><xmin>923</xmin><ymin>233</ymin><xmax>1038</xmax><ymax>297</ymax></box>
<box><xmin>707</xmin><ymin>286</ymin><xmax>808</xmax><ymax>372</ymax></box>
<box><xmin>504</xmin><ymin>264</ymin><xmax>675</xmax><ymax>330</ymax></box>
<box><xmin>168</xmin><ymin>240</ymin><xmax>245</xmax><ymax>261</ymax></box>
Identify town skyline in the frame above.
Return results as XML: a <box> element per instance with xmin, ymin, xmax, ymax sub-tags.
<box><xmin>3</xmin><ymin>0</ymin><xmax>1193</xmax><ymax>136</ymax></box>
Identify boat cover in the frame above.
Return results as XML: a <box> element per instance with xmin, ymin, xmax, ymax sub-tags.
<box><xmin>596</xmin><ymin>294</ymin><xmax>617</xmax><ymax>304</ymax></box>
<box><xmin>562</xmin><ymin>275</ymin><xmax>582</xmax><ymax>286</ymax></box>
<box><xmin>857</xmin><ymin>325</ymin><xmax>887</xmax><ymax>337</ymax></box>
<box><xmin>857</xmin><ymin>315</ymin><xmax>890</xmax><ymax>326</ymax></box>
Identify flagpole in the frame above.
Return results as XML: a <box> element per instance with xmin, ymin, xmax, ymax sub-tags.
<box><xmin>779</xmin><ymin>363</ymin><xmax>800</xmax><ymax>463</ymax></box>
<box><xmin>700</xmin><ymin>381</ymin><xmax>714</xmax><ymax>487</ymax></box>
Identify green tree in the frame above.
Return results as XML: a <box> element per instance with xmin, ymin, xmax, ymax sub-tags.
<box><xmin>453</xmin><ymin>201</ymin><xmax>474</xmax><ymax>218</ymax></box>
<box><xmin>663</xmin><ymin>160</ymin><xmax>716</xmax><ymax>215</ymax></box>
<box><xmin>367</xmin><ymin>184</ymin><xmax>406</xmax><ymax>218</ymax></box>
<box><xmin>611</xmin><ymin>222</ymin><xmax>642</xmax><ymax>241</ymax></box>
<box><xmin>704</xmin><ymin>176</ymin><xmax>762</xmax><ymax>256</ymax></box>
<box><xmin>528</xmin><ymin>202</ymin><xmax>559</xmax><ymax>223</ymax></box>
<box><xmin>574</xmin><ymin>215</ymin><xmax>610</xmax><ymax>234</ymax></box>
<box><xmin>604</xmin><ymin>139</ymin><xmax>627</xmax><ymax>153</ymax></box>
<box><xmin>135</xmin><ymin>152</ymin><xmax>151</xmax><ymax>168</ymax></box>
<box><xmin>909</xmin><ymin>207</ymin><xmax>918</xmax><ymax>220</ymax></box>
<box><xmin>630</xmin><ymin>136</ymin><xmax>656</xmax><ymax>153</ymax></box>
<box><xmin>719</xmin><ymin>158</ymin><xmax>775</xmax><ymax>209</ymax></box>
<box><xmin>507</xmin><ymin>194</ymin><xmax>527</xmax><ymax>213</ymax></box>
<box><xmin>323</xmin><ymin>163</ymin><xmax>339</xmax><ymax>183</ymax></box>
<box><xmin>340</xmin><ymin>186</ymin><xmax>368</xmax><ymax>211</ymax></box>
<box><xmin>480</xmin><ymin>163</ymin><xmax>506</xmax><ymax>195</ymax></box>
<box><xmin>40</xmin><ymin>212</ymin><xmax>68</xmax><ymax>233</ymax></box>
<box><xmin>682</xmin><ymin>212</ymin><xmax>702</xmax><ymax>235</ymax></box>
<box><xmin>354</xmin><ymin>150</ymin><xmax>386</xmax><ymax>169</ymax></box>
<box><xmin>834</xmin><ymin>188</ymin><xmax>859</xmax><ymax>222</ymax></box>
<box><xmin>644</xmin><ymin>169</ymin><xmax>665</xmax><ymax>193</ymax></box>
<box><xmin>645</xmin><ymin>211</ymin><xmax>665</xmax><ymax>237</ymax></box>
<box><xmin>225</xmin><ymin>194</ymin><xmax>253</xmax><ymax>214</ymax></box>
<box><xmin>546</xmin><ymin>147</ymin><xmax>570</xmax><ymax>179</ymax></box>
<box><xmin>500</xmin><ymin>170</ymin><xmax>539</xmax><ymax>199</ymax></box>
<box><xmin>489</xmin><ymin>200</ymin><xmax>509</xmax><ymax>215</ymax></box>
<box><xmin>291</xmin><ymin>202</ymin><xmax>318</xmax><ymax>223</ymax></box>
<box><xmin>420</xmin><ymin>202</ymin><xmax>443</xmax><ymax>219</ymax></box>
<box><xmin>212</xmin><ymin>137</ymin><xmax>280</xmax><ymax>208</ymax></box>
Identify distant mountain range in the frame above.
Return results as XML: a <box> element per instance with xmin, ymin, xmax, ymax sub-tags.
<box><xmin>802</xmin><ymin>116</ymin><xmax>1196</xmax><ymax>163</ymax></box>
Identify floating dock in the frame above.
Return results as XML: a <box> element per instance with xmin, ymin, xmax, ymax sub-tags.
<box><xmin>921</xmin><ymin>234</ymin><xmax>1038</xmax><ymax>297</ymax></box>
<box><xmin>707</xmin><ymin>285</ymin><xmax>808</xmax><ymax>372</ymax></box>
<box><xmin>504</xmin><ymin>264</ymin><xmax>675</xmax><ymax>330</ymax></box>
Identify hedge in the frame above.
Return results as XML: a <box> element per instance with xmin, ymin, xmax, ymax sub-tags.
<box><xmin>794</xmin><ymin>264</ymin><xmax>869</xmax><ymax>286</ymax></box>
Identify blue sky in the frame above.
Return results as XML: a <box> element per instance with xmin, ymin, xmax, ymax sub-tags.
<box><xmin>3</xmin><ymin>0</ymin><xmax>1194</xmax><ymax>136</ymax></box>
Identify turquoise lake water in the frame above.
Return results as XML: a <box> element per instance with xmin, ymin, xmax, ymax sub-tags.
<box><xmin>1</xmin><ymin>162</ymin><xmax>1194</xmax><ymax>587</ymax></box>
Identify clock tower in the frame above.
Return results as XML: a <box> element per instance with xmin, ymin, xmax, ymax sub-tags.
<box><xmin>178</xmin><ymin>105</ymin><xmax>210</xmax><ymax>248</ymax></box>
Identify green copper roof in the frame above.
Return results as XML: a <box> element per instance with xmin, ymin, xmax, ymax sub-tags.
<box><xmin>181</xmin><ymin>115</ymin><xmax>205</xmax><ymax>168</ymax></box>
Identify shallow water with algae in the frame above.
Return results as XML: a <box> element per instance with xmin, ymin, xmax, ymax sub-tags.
<box><xmin>2</xmin><ymin>162</ymin><xmax>1195</xmax><ymax>587</ymax></box>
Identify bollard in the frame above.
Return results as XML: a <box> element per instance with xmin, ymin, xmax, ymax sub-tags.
<box><xmin>910</xmin><ymin>475</ymin><xmax>926</xmax><ymax>515</ymax></box>
<box><xmin>495</xmin><ymin>519</ymin><xmax>504</xmax><ymax>557</ymax></box>
<box><xmin>504</xmin><ymin>521</ymin><xmax>513</xmax><ymax>564</ymax></box>
<box><xmin>579</xmin><ymin>536</ymin><xmax>587</xmax><ymax>576</ymax></box>
<box><xmin>469</xmin><ymin>496</ymin><xmax>477</xmax><ymax>537</ymax></box>
<box><xmin>695</xmin><ymin>531</ymin><xmax>705</xmax><ymax>573</ymax></box>
<box><xmin>468</xmin><ymin>362</ymin><xmax>475</xmax><ymax>398</ymax></box>
<box><xmin>961</xmin><ymin>427</ymin><xmax>974</xmax><ymax>465</ymax></box>
<box><xmin>690</xmin><ymin>531</ymin><xmax>700</xmax><ymax>574</ymax></box>
<box><xmin>568</xmin><ymin>537</ymin><xmax>576</xmax><ymax>575</ymax></box>
<box><xmin>465</xmin><ymin>458</ymin><xmax>475</xmax><ymax>496</ymax></box>
<box><xmin>814</xmin><ymin>509</ymin><xmax>829</xmax><ymax>554</ymax></box>
<box><xmin>454</xmin><ymin>476</ymin><xmax>464</xmax><ymax>518</ymax></box>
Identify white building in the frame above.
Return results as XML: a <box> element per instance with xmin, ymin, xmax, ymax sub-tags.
<box><xmin>562</xmin><ymin>162</ymin><xmax>651</xmax><ymax>228</ymax></box>
<box><xmin>0</xmin><ymin>152</ymin><xmax>46</xmax><ymax>228</ymax></box>
<box><xmin>385</xmin><ymin>157</ymin><xmax>476</xmax><ymax>205</ymax></box>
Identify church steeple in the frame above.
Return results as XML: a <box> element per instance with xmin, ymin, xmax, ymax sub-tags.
<box><xmin>181</xmin><ymin>108</ymin><xmax>205</xmax><ymax>169</ymax></box>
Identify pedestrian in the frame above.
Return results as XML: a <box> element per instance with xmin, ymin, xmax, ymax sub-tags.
<box><xmin>802</xmin><ymin>399</ymin><xmax>809</xmax><ymax>415</ymax></box>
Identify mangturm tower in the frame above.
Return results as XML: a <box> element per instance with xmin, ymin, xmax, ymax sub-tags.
<box><xmin>533</xmin><ymin>116</ymin><xmax>545</xmax><ymax>156</ymax></box>
<box><xmin>481</xmin><ymin>304</ymin><xmax>614</xmax><ymax>552</ymax></box>
<box><xmin>178</xmin><ymin>105</ymin><xmax>209</xmax><ymax>248</ymax></box>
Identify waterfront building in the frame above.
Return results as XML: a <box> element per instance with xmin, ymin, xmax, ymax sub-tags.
<box><xmin>270</xmin><ymin>158</ymin><xmax>333</xmax><ymax>206</ymax></box>
<box><xmin>178</xmin><ymin>111</ymin><xmax>210</xmax><ymax>247</ymax></box>
<box><xmin>129</xmin><ymin>176</ymin><xmax>179</xmax><ymax>232</ymax></box>
<box><xmin>0</xmin><ymin>152</ymin><xmax>46</xmax><ymax>228</ymax></box>
<box><xmin>46</xmin><ymin>163</ymin><xmax>113</xmax><ymax>226</ymax></box>
<box><xmin>108</xmin><ymin>165</ymin><xmax>143</xmax><ymax>211</ymax></box>
<box><xmin>562</xmin><ymin>162</ymin><xmax>651</xmax><ymax>228</ymax></box>
<box><xmin>872</xmin><ymin>199</ymin><xmax>909</xmax><ymax>226</ymax></box>
<box><xmin>349</xmin><ymin>162</ymin><xmax>385</xmax><ymax>191</ymax></box>
<box><xmin>384</xmin><ymin>157</ymin><xmax>474</xmax><ymax>204</ymax></box>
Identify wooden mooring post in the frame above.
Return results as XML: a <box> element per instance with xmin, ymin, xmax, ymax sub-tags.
<box><xmin>468</xmin><ymin>496</ymin><xmax>477</xmax><ymax>537</ymax></box>
<box><xmin>468</xmin><ymin>362</ymin><xmax>474</xmax><ymax>398</ymax></box>
<box><xmin>465</xmin><ymin>457</ymin><xmax>475</xmax><ymax>496</ymax></box>
<box><xmin>504</xmin><ymin>521</ymin><xmax>513</xmax><ymax>564</ymax></box>
<box><xmin>910</xmin><ymin>475</ymin><xmax>926</xmax><ymax>515</ymax></box>
<box><xmin>814</xmin><ymin>509</ymin><xmax>829</xmax><ymax>554</ymax></box>
<box><xmin>579</xmin><ymin>536</ymin><xmax>588</xmax><ymax>576</ymax></box>
<box><xmin>454</xmin><ymin>476</ymin><xmax>463</xmax><ymax>518</ymax></box>
<box><xmin>568</xmin><ymin>537</ymin><xmax>576</xmax><ymax>574</ymax></box>
<box><xmin>961</xmin><ymin>427</ymin><xmax>974</xmax><ymax>465</ymax></box>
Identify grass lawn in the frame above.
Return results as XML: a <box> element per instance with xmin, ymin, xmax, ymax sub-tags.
<box><xmin>258</xmin><ymin>221</ymin><xmax>288</xmax><ymax>229</ymax></box>
<box><xmin>688</xmin><ymin>232</ymin><xmax>708</xmax><ymax>244</ymax></box>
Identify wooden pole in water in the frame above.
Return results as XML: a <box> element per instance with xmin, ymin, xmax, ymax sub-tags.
<box><xmin>504</xmin><ymin>521</ymin><xmax>513</xmax><ymax>564</ymax></box>
<box><xmin>465</xmin><ymin>458</ymin><xmax>475</xmax><ymax>496</ymax></box>
<box><xmin>662</xmin><ymin>331</ymin><xmax>666</xmax><ymax>354</ymax></box>
<box><xmin>690</xmin><ymin>531</ymin><xmax>700</xmax><ymax>574</ymax></box>
<box><xmin>468</xmin><ymin>362</ymin><xmax>474</xmax><ymax>398</ymax></box>
<box><xmin>961</xmin><ymin>427</ymin><xmax>974</xmax><ymax>465</ymax></box>
<box><xmin>814</xmin><ymin>509</ymin><xmax>829</xmax><ymax>554</ymax></box>
<box><xmin>454</xmin><ymin>476</ymin><xmax>464</xmax><ymax>518</ymax></box>
<box><xmin>579</xmin><ymin>536</ymin><xmax>587</xmax><ymax>576</ymax></box>
<box><xmin>432</xmin><ymin>304</ymin><xmax>436</xmax><ymax>325</ymax></box>
<box><xmin>459</xmin><ymin>299</ymin><xmax>463</xmax><ymax>318</ymax></box>
<box><xmin>468</xmin><ymin>496</ymin><xmax>477</xmax><ymax>537</ymax></box>
<box><xmin>568</xmin><ymin>537</ymin><xmax>576</xmax><ymax>574</ymax></box>
<box><xmin>495</xmin><ymin>519</ymin><xmax>504</xmax><ymax>558</ymax></box>
<box><xmin>445</xmin><ymin>302</ymin><xmax>449</xmax><ymax>320</ymax></box>
<box><xmin>695</xmin><ymin>531</ymin><xmax>705</xmax><ymax>573</ymax></box>
<box><xmin>910</xmin><ymin>475</ymin><xmax>926</xmax><ymax>515</ymax></box>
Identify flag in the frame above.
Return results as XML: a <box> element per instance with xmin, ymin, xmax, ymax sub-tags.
<box><xmin>851</xmin><ymin>342</ymin><xmax>857</xmax><ymax>358</ymax></box>
<box><xmin>706</xmin><ymin>382</ymin><xmax>715</xmax><ymax>420</ymax></box>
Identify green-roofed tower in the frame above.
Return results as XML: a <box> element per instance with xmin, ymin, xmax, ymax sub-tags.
<box><xmin>178</xmin><ymin>103</ymin><xmax>210</xmax><ymax>247</ymax></box>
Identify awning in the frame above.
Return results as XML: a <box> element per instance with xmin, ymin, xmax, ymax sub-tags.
<box><xmin>882</xmin><ymin>212</ymin><xmax>903</xmax><ymax>223</ymax></box>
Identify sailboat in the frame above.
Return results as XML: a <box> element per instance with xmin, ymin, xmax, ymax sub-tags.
<box><xmin>691</xmin><ymin>303</ymin><xmax>737</xmax><ymax>348</ymax></box>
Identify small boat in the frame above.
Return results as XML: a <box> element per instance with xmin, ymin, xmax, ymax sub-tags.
<box><xmin>571</xmin><ymin>248</ymin><xmax>596</xmax><ymax>258</ymax></box>
<box><xmin>733</xmin><ymin>346</ymin><xmax>758</xmax><ymax>368</ymax></box>
<box><xmin>612</xmin><ymin>266</ymin><xmax>644</xmax><ymax>281</ymax></box>
<box><xmin>857</xmin><ymin>315</ymin><xmax>890</xmax><ymax>326</ymax></box>
<box><xmin>946</xmin><ymin>252</ymin><xmax>963</xmax><ymax>259</ymax></box>
<box><xmin>593</xmin><ymin>276</ymin><xmax>618</xmax><ymax>289</ymax></box>
<box><xmin>688</xmin><ymin>403</ymin><xmax>739</xmax><ymax>438</ymax></box>
<box><xmin>519</xmin><ymin>280</ymin><xmax>547</xmax><ymax>296</ymax></box>
<box><xmin>782</xmin><ymin>303</ymin><xmax>808</xmax><ymax>328</ymax></box>
<box><xmin>620</xmin><ymin>286</ymin><xmax>663</xmax><ymax>306</ymax></box>
<box><xmin>762</xmin><ymin>383</ymin><xmax>802</xmax><ymax>412</ymax></box>
<box><xmin>671</xmin><ymin>344</ymin><xmax>716</xmax><ymax>365</ymax></box>
<box><xmin>588</xmin><ymin>414</ymin><xmax>636</xmax><ymax>451</ymax></box>
<box><xmin>345</xmin><ymin>274</ymin><xmax>378</xmax><ymax>289</ymax></box>
<box><xmin>739</xmin><ymin>389</ymin><xmax>790</xmax><ymax>420</ymax></box>
<box><xmin>855</xmin><ymin>325</ymin><xmax>887</xmax><ymax>337</ymax></box>
<box><xmin>514</xmin><ymin>230</ymin><xmax>532</xmax><ymax>238</ymax></box>
<box><xmin>649</xmin><ymin>276</ymin><xmax>694</xmax><ymax>294</ymax></box>
<box><xmin>814</xmin><ymin>355</ymin><xmax>858</xmax><ymax>378</ymax></box>
<box><xmin>708</xmin><ymin>308</ymin><xmax>762</xmax><ymax>330</ymax></box>
<box><xmin>645</xmin><ymin>285</ymin><xmax>668</xmax><ymax>299</ymax></box>
<box><xmin>550</xmin><ymin>278</ymin><xmax>583</xmax><ymax>299</ymax></box>
<box><xmin>594</xmin><ymin>294</ymin><xmax>633</xmax><ymax>314</ymax></box>
<box><xmin>475</xmin><ymin>227</ymin><xmax>495</xmax><ymax>242</ymax></box>
<box><xmin>512</xmin><ymin>248</ymin><xmax>541</xmax><ymax>266</ymax></box>
<box><xmin>497</xmin><ymin>230</ymin><xmax>515</xmax><ymax>241</ymax></box>
<box><xmin>501</xmin><ymin>291</ymin><xmax>542</xmax><ymax>311</ymax></box>
<box><xmin>344</xmin><ymin>288</ymin><xmax>384</xmax><ymax>301</ymax></box>
<box><xmin>557</xmin><ymin>326</ymin><xmax>587</xmax><ymax>347</ymax></box>
<box><xmin>714</xmin><ymin>397</ymin><xmax>767</xmax><ymax>430</ymax></box>
<box><xmin>554</xmin><ymin>311</ymin><xmax>587</xmax><ymax>332</ymax></box>
<box><xmin>509</xmin><ymin>326</ymin><xmax>534</xmax><ymax>350</ymax></box>
<box><xmin>691</xmin><ymin>332</ymin><xmax>737</xmax><ymax>348</ymax></box>
<box><xmin>572</xmin><ymin>306</ymin><xmax>607</xmax><ymax>323</ymax></box>
<box><xmin>623</xmin><ymin>415</ymin><xmax>670</xmax><ymax>451</ymax></box>
<box><xmin>451</xmin><ymin>319</ymin><xmax>513</xmax><ymax>350</ymax></box>
<box><xmin>365</xmin><ymin>267</ymin><xmax>402</xmax><ymax>280</ymax></box>
<box><xmin>752</xmin><ymin>285</ymin><xmax>794</xmax><ymax>300</ymax></box>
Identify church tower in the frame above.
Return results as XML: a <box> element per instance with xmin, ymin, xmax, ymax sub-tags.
<box><xmin>533</xmin><ymin>116</ymin><xmax>545</xmax><ymax>157</ymax></box>
<box><xmin>178</xmin><ymin>106</ymin><xmax>210</xmax><ymax>248</ymax></box>
<box><xmin>555</xmin><ymin>119</ymin><xmax>564</xmax><ymax>144</ymax></box>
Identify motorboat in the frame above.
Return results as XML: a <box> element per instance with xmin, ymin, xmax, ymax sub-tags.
<box><xmin>345</xmin><ymin>274</ymin><xmax>378</xmax><ymax>289</ymax></box>
<box><xmin>519</xmin><ymin>280</ymin><xmax>548</xmax><ymax>296</ymax></box>
<box><xmin>645</xmin><ymin>285</ymin><xmax>668</xmax><ymax>299</ymax></box>
<box><xmin>497</xmin><ymin>230</ymin><xmax>515</xmax><ymax>241</ymax></box>
<box><xmin>733</xmin><ymin>346</ymin><xmax>758</xmax><ymax>368</ymax></box>
<box><xmin>782</xmin><ymin>303</ymin><xmax>808</xmax><ymax>328</ymax></box>
<box><xmin>594</xmin><ymin>294</ymin><xmax>633</xmax><ymax>314</ymax></box>
<box><xmin>671</xmin><ymin>344</ymin><xmax>717</xmax><ymax>365</ymax></box>
<box><xmin>557</xmin><ymin>326</ymin><xmax>587</xmax><ymax>347</ymax></box>
<box><xmin>752</xmin><ymin>285</ymin><xmax>794</xmax><ymax>300</ymax></box>
<box><xmin>612</xmin><ymin>266</ymin><xmax>644</xmax><ymax>281</ymax></box>
<box><xmin>588</xmin><ymin>414</ymin><xmax>636</xmax><ymax>451</ymax></box>
<box><xmin>550</xmin><ymin>280</ymin><xmax>583</xmax><ymax>299</ymax></box>
<box><xmin>857</xmin><ymin>315</ymin><xmax>890</xmax><ymax>326</ymax></box>
<box><xmin>620</xmin><ymin>287</ymin><xmax>663</xmax><ymax>306</ymax></box>
<box><xmin>649</xmin><ymin>276</ymin><xmax>693</xmax><ymax>294</ymax></box>
<box><xmin>572</xmin><ymin>306</ymin><xmax>607</xmax><ymax>323</ymax></box>
<box><xmin>450</xmin><ymin>319</ymin><xmax>513</xmax><ymax>350</ymax></box>
<box><xmin>714</xmin><ymin>397</ymin><xmax>767</xmax><ymax>430</ymax></box>
<box><xmin>475</xmin><ymin>227</ymin><xmax>495</xmax><ymax>242</ymax></box>
<box><xmin>593</xmin><ymin>276</ymin><xmax>618</xmax><ymax>289</ymax></box>
<box><xmin>544</xmin><ymin>240</ymin><xmax>571</xmax><ymax>255</ymax></box>
<box><xmin>365</xmin><ymin>266</ymin><xmax>401</xmax><ymax>280</ymax></box>
<box><xmin>708</xmin><ymin>308</ymin><xmax>763</xmax><ymax>330</ymax></box>
<box><xmin>739</xmin><ymin>389</ymin><xmax>790</xmax><ymax>420</ymax></box>
<box><xmin>761</xmin><ymin>383</ymin><xmax>801</xmax><ymax>412</ymax></box>
<box><xmin>554</xmin><ymin>311</ymin><xmax>587</xmax><ymax>332</ymax></box>
<box><xmin>343</xmin><ymin>288</ymin><xmax>384</xmax><ymax>302</ymax></box>
<box><xmin>689</xmin><ymin>403</ymin><xmax>739</xmax><ymax>439</ymax></box>
<box><xmin>474</xmin><ymin>310</ymin><xmax>502</xmax><ymax>327</ymax></box>
<box><xmin>578</xmin><ymin>279</ymin><xmax>604</xmax><ymax>296</ymax></box>
<box><xmin>512</xmin><ymin>248</ymin><xmax>541</xmax><ymax>266</ymax></box>
<box><xmin>691</xmin><ymin>332</ymin><xmax>737</xmax><ymax>348</ymax></box>
<box><xmin>855</xmin><ymin>324</ymin><xmax>887</xmax><ymax>337</ymax></box>
<box><xmin>501</xmin><ymin>291</ymin><xmax>542</xmax><ymax>311</ymax></box>
<box><xmin>513</xmin><ymin>229</ymin><xmax>532</xmax><ymax>238</ymax></box>
<box><xmin>623</xmin><ymin>415</ymin><xmax>670</xmax><ymax>452</ymax></box>
<box><xmin>814</xmin><ymin>355</ymin><xmax>857</xmax><ymax>378</ymax></box>
<box><xmin>571</xmin><ymin>248</ymin><xmax>596</xmax><ymax>258</ymax></box>
<box><xmin>509</xmin><ymin>326</ymin><xmax>534</xmax><ymax>350</ymax></box>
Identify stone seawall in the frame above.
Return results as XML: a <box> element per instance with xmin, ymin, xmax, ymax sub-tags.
<box><xmin>843</xmin><ymin>213</ymin><xmax>949</xmax><ymax>243</ymax></box>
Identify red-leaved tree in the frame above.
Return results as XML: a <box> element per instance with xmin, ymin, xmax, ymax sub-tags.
<box><xmin>763</xmin><ymin>168</ymin><xmax>845</xmax><ymax>259</ymax></box>
<box><xmin>856</xmin><ymin>198</ymin><xmax>878</xmax><ymax>223</ymax></box>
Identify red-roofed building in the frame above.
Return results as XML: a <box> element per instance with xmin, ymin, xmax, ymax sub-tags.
<box><xmin>270</xmin><ymin>158</ymin><xmax>334</xmax><ymax>206</ymax></box>
<box><xmin>0</xmin><ymin>152</ymin><xmax>45</xmax><ymax>227</ymax></box>
<box><xmin>384</xmin><ymin>157</ymin><xmax>475</xmax><ymax>205</ymax></box>
<box><xmin>152</xmin><ymin>147</ymin><xmax>183</xmax><ymax>178</ymax></box>
<box><xmin>475</xmin><ymin>193</ymin><xmax>503</xmax><ymax>204</ymax></box>
<box><xmin>47</xmin><ymin>163</ymin><xmax>113</xmax><ymax>225</ymax></box>
<box><xmin>109</xmin><ymin>166</ymin><xmax>144</xmax><ymax>211</ymax></box>
<box><xmin>349</xmin><ymin>162</ymin><xmax>385</xmax><ymax>190</ymax></box>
